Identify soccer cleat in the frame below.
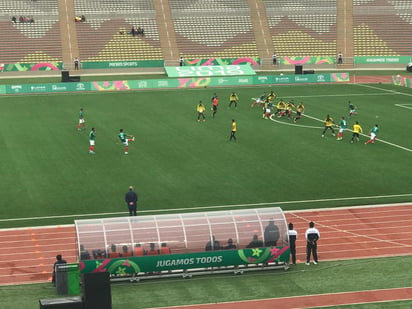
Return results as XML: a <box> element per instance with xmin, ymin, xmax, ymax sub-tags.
<box><xmin>305</xmin><ymin>262</ymin><xmax>310</xmax><ymax>265</ymax></box>
<box><xmin>321</xmin><ymin>134</ymin><xmax>325</xmax><ymax>137</ymax></box>
<box><xmin>124</xmin><ymin>152</ymin><xmax>128</xmax><ymax>154</ymax></box>
<box><xmin>89</xmin><ymin>151</ymin><xmax>95</xmax><ymax>154</ymax></box>
<box><xmin>332</xmin><ymin>133</ymin><xmax>336</xmax><ymax>136</ymax></box>
<box><xmin>313</xmin><ymin>261</ymin><xmax>318</xmax><ymax>265</ymax></box>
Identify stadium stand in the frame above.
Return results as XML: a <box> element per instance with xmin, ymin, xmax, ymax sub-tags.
<box><xmin>74</xmin><ymin>0</ymin><xmax>162</xmax><ymax>62</ymax></box>
<box><xmin>169</xmin><ymin>0</ymin><xmax>258</xmax><ymax>59</ymax></box>
<box><xmin>264</xmin><ymin>0</ymin><xmax>337</xmax><ymax>57</ymax></box>
<box><xmin>0</xmin><ymin>0</ymin><xmax>62</xmax><ymax>63</ymax></box>
<box><xmin>353</xmin><ymin>0</ymin><xmax>412</xmax><ymax>56</ymax></box>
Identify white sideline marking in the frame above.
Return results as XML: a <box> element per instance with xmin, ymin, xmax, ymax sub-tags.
<box><xmin>395</xmin><ymin>103</ymin><xmax>412</xmax><ymax>110</ymax></box>
<box><xmin>1</xmin><ymin>197</ymin><xmax>412</xmax><ymax>224</ymax></box>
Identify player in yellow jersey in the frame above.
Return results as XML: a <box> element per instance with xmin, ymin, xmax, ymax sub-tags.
<box><xmin>267</xmin><ymin>91</ymin><xmax>276</xmax><ymax>102</ymax></box>
<box><xmin>351</xmin><ymin>121</ymin><xmax>363</xmax><ymax>143</ymax></box>
<box><xmin>197</xmin><ymin>101</ymin><xmax>206</xmax><ymax>122</ymax></box>
<box><xmin>275</xmin><ymin>99</ymin><xmax>286</xmax><ymax>117</ymax></box>
<box><xmin>294</xmin><ymin>102</ymin><xmax>305</xmax><ymax>123</ymax></box>
<box><xmin>321</xmin><ymin>115</ymin><xmax>335</xmax><ymax>137</ymax></box>
<box><xmin>285</xmin><ymin>100</ymin><xmax>295</xmax><ymax>120</ymax></box>
<box><xmin>229</xmin><ymin>119</ymin><xmax>237</xmax><ymax>141</ymax></box>
<box><xmin>229</xmin><ymin>92</ymin><xmax>238</xmax><ymax>109</ymax></box>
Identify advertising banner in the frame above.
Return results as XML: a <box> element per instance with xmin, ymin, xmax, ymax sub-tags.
<box><xmin>80</xmin><ymin>246</ymin><xmax>290</xmax><ymax>275</ymax></box>
<box><xmin>280</xmin><ymin>56</ymin><xmax>335</xmax><ymax>65</ymax></box>
<box><xmin>355</xmin><ymin>56</ymin><xmax>412</xmax><ymax>64</ymax></box>
<box><xmin>81</xmin><ymin>60</ymin><xmax>164</xmax><ymax>69</ymax></box>
<box><xmin>165</xmin><ymin>65</ymin><xmax>256</xmax><ymax>78</ymax></box>
<box><xmin>2</xmin><ymin>73</ymin><xmax>349</xmax><ymax>95</ymax></box>
<box><xmin>184</xmin><ymin>57</ymin><xmax>260</xmax><ymax>66</ymax></box>
<box><xmin>392</xmin><ymin>75</ymin><xmax>412</xmax><ymax>88</ymax></box>
<box><xmin>0</xmin><ymin>62</ymin><xmax>62</xmax><ymax>72</ymax></box>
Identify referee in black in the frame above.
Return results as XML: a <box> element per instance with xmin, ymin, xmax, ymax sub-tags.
<box><xmin>288</xmin><ymin>223</ymin><xmax>298</xmax><ymax>265</ymax></box>
<box><xmin>305</xmin><ymin>221</ymin><xmax>320</xmax><ymax>265</ymax></box>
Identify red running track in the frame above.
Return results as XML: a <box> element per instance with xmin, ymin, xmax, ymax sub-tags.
<box><xmin>0</xmin><ymin>204</ymin><xmax>411</xmax><ymax>307</ymax></box>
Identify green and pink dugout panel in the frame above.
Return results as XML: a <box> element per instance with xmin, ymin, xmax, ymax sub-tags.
<box><xmin>75</xmin><ymin>207</ymin><xmax>290</xmax><ymax>279</ymax></box>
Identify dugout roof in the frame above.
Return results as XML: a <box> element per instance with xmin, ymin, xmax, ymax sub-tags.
<box><xmin>74</xmin><ymin>207</ymin><xmax>288</xmax><ymax>260</ymax></box>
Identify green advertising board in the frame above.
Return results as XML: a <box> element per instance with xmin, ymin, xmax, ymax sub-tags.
<box><xmin>81</xmin><ymin>60</ymin><xmax>164</xmax><ymax>69</ymax></box>
<box><xmin>165</xmin><ymin>65</ymin><xmax>256</xmax><ymax>78</ymax></box>
<box><xmin>80</xmin><ymin>246</ymin><xmax>290</xmax><ymax>275</ymax></box>
<box><xmin>354</xmin><ymin>56</ymin><xmax>412</xmax><ymax>64</ymax></box>
<box><xmin>2</xmin><ymin>73</ymin><xmax>349</xmax><ymax>95</ymax></box>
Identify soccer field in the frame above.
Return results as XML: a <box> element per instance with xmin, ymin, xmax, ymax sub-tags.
<box><xmin>1</xmin><ymin>83</ymin><xmax>412</xmax><ymax>228</ymax></box>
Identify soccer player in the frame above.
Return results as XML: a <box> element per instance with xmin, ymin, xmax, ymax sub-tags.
<box><xmin>336</xmin><ymin>116</ymin><xmax>347</xmax><ymax>141</ymax></box>
<box><xmin>78</xmin><ymin>108</ymin><xmax>85</xmax><ymax>130</ymax></box>
<box><xmin>229</xmin><ymin>92</ymin><xmax>238</xmax><ymax>109</ymax></box>
<box><xmin>251</xmin><ymin>92</ymin><xmax>267</xmax><ymax>107</ymax></box>
<box><xmin>197</xmin><ymin>101</ymin><xmax>206</xmax><ymax>122</ymax></box>
<box><xmin>89</xmin><ymin>128</ymin><xmax>96</xmax><ymax>154</ymax></box>
<box><xmin>348</xmin><ymin>101</ymin><xmax>357</xmax><ymax>117</ymax></box>
<box><xmin>293</xmin><ymin>102</ymin><xmax>305</xmax><ymax>123</ymax></box>
<box><xmin>267</xmin><ymin>90</ymin><xmax>276</xmax><ymax>102</ymax></box>
<box><xmin>321</xmin><ymin>115</ymin><xmax>335</xmax><ymax>137</ymax></box>
<box><xmin>351</xmin><ymin>121</ymin><xmax>363</xmax><ymax>143</ymax></box>
<box><xmin>263</xmin><ymin>101</ymin><xmax>272</xmax><ymax>119</ymax></box>
<box><xmin>275</xmin><ymin>99</ymin><xmax>286</xmax><ymax>117</ymax></box>
<box><xmin>365</xmin><ymin>124</ymin><xmax>379</xmax><ymax>144</ymax></box>
<box><xmin>286</xmin><ymin>100</ymin><xmax>295</xmax><ymax>120</ymax></box>
<box><xmin>229</xmin><ymin>119</ymin><xmax>237</xmax><ymax>141</ymax></box>
<box><xmin>118</xmin><ymin>129</ymin><xmax>135</xmax><ymax>154</ymax></box>
<box><xmin>211</xmin><ymin>95</ymin><xmax>219</xmax><ymax>117</ymax></box>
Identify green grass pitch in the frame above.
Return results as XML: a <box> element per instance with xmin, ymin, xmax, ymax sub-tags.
<box><xmin>0</xmin><ymin>83</ymin><xmax>412</xmax><ymax>228</ymax></box>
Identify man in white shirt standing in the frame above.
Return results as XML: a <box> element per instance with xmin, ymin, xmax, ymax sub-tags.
<box><xmin>305</xmin><ymin>221</ymin><xmax>320</xmax><ymax>265</ymax></box>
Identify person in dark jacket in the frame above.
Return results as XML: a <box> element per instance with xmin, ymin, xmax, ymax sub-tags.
<box><xmin>264</xmin><ymin>220</ymin><xmax>280</xmax><ymax>247</ymax></box>
<box><xmin>125</xmin><ymin>186</ymin><xmax>138</xmax><ymax>216</ymax></box>
<box><xmin>52</xmin><ymin>254</ymin><xmax>67</xmax><ymax>286</ymax></box>
<box><xmin>246</xmin><ymin>234</ymin><xmax>263</xmax><ymax>248</ymax></box>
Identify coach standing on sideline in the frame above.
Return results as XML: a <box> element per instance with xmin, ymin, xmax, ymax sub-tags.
<box><xmin>125</xmin><ymin>186</ymin><xmax>138</xmax><ymax>216</ymax></box>
<box><xmin>288</xmin><ymin>223</ymin><xmax>298</xmax><ymax>265</ymax></box>
<box><xmin>305</xmin><ymin>221</ymin><xmax>320</xmax><ymax>265</ymax></box>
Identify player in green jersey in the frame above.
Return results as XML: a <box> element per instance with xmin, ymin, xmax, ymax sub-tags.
<box><xmin>89</xmin><ymin>128</ymin><xmax>96</xmax><ymax>154</ymax></box>
<box><xmin>348</xmin><ymin>101</ymin><xmax>357</xmax><ymax>117</ymax></box>
<box><xmin>78</xmin><ymin>108</ymin><xmax>85</xmax><ymax>130</ymax></box>
<box><xmin>365</xmin><ymin>124</ymin><xmax>379</xmax><ymax>144</ymax></box>
<box><xmin>336</xmin><ymin>116</ymin><xmax>347</xmax><ymax>141</ymax></box>
<box><xmin>118</xmin><ymin>129</ymin><xmax>135</xmax><ymax>154</ymax></box>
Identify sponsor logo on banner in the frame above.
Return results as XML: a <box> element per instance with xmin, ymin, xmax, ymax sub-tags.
<box><xmin>274</xmin><ymin>77</ymin><xmax>290</xmax><ymax>83</ymax></box>
<box><xmin>218</xmin><ymin>78</ymin><xmax>228</xmax><ymax>84</ymax></box>
<box><xmin>157</xmin><ymin>80</ymin><xmax>168</xmax><ymax>87</ymax></box>
<box><xmin>238</xmin><ymin>78</ymin><xmax>249</xmax><ymax>83</ymax></box>
<box><xmin>294</xmin><ymin>76</ymin><xmax>309</xmax><ymax>82</ymax></box>
<box><xmin>52</xmin><ymin>85</ymin><xmax>68</xmax><ymax>91</ymax></box>
<box><xmin>11</xmin><ymin>85</ymin><xmax>22</xmax><ymax>93</ymax></box>
<box><xmin>317</xmin><ymin>75</ymin><xmax>326</xmax><ymax>82</ymax></box>
<box><xmin>138</xmin><ymin>81</ymin><xmax>148</xmax><ymax>88</ymax></box>
<box><xmin>30</xmin><ymin>85</ymin><xmax>47</xmax><ymax>92</ymax></box>
<box><xmin>76</xmin><ymin>83</ymin><xmax>86</xmax><ymax>91</ymax></box>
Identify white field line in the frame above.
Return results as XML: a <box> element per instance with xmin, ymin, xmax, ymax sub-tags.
<box><xmin>278</xmin><ymin>114</ymin><xmax>412</xmax><ymax>152</ymax></box>
<box><xmin>1</xmin><ymin>199</ymin><xmax>412</xmax><ymax>225</ymax></box>
<box><xmin>395</xmin><ymin>103</ymin><xmax>412</xmax><ymax>110</ymax></box>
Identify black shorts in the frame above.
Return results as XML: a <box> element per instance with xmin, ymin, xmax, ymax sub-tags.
<box><xmin>212</xmin><ymin>105</ymin><xmax>217</xmax><ymax>111</ymax></box>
